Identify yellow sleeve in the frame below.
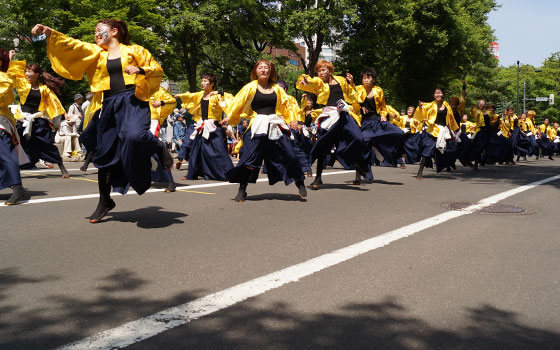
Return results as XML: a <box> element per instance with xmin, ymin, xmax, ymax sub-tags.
<box><xmin>46</xmin><ymin>30</ymin><xmax>101</xmax><ymax>81</ymax></box>
<box><xmin>177</xmin><ymin>92</ymin><xmax>200</xmax><ymax>107</ymax></box>
<box><xmin>285</xmin><ymin>95</ymin><xmax>301</xmax><ymax>123</ymax></box>
<box><xmin>226</xmin><ymin>83</ymin><xmax>255</xmax><ymax>126</ymax></box>
<box><xmin>296</xmin><ymin>74</ymin><xmax>322</xmax><ymax>95</ymax></box>
<box><xmin>40</xmin><ymin>85</ymin><xmax>66</xmax><ymax>119</ymax></box>
<box><xmin>0</xmin><ymin>72</ymin><xmax>16</xmax><ymax>125</ymax></box>
<box><xmin>6</xmin><ymin>61</ymin><xmax>29</xmax><ymax>95</ymax></box>
<box><xmin>128</xmin><ymin>45</ymin><xmax>163</xmax><ymax>100</ymax></box>
<box><xmin>375</xmin><ymin>86</ymin><xmax>387</xmax><ymax>117</ymax></box>
<box><xmin>150</xmin><ymin>88</ymin><xmax>176</xmax><ymax>123</ymax></box>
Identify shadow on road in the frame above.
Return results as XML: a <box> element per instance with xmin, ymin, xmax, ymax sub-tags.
<box><xmin>1</xmin><ymin>268</ymin><xmax>559</xmax><ymax>349</ymax></box>
<box><xmin>245</xmin><ymin>193</ymin><xmax>307</xmax><ymax>202</ymax></box>
<box><xmin>106</xmin><ymin>206</ymin><xmax>187</xmax><ymax>228</ymax></box>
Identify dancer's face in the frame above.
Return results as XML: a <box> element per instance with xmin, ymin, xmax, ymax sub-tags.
<box><xmin>25</xmin><ymin>69</ymin><xmax>39</xmax><ymax>85</ymax></box>
<box><xmin>361</xmin><ymin>74</ymin><xmax>375</xmax><ymax>88</ymax></box>
<box><xmin>462</xmin><ymin>115</ymin><xmax>468</xmax><ymax>122</ymax></box>
<box><xmin>317</xmin><ymin>67</ymin><xmax>331</xmax><ymax>83</ymax></box>
<box><xmin>94</xmin><ymin>24</ymin><xmax>117</xmax><ymax>48</ymax></box>
<box><xmin>434</xmin><ymin>89</ymin><xmax>443</xmax><ymax>102</ymax></box>
<box><xmin>201</xmin><ymin>78</ymin><xmax>213</xmax><ymax>91</ymax></box>
<box><xmin>407</xmin><ymin>107</ymin><xmax>414</xmax><ymax>116</ymax></box>
<box><xmin>477</xmin><ymin>100</ymin><xmax>485</xmax><ymax>109</ymax></box>
<box><xmin>544</xmin><ymin>118</ymin><xmax>549</xmax><ymax>125</ymax></box>
<box><xmin>506</xmin><ymin>109</ymin><xmax>514</xmax><ymax>117</ymax></box>
<box><xmin>255</xmin><ymin>62</ymin><xmax>270</xmax><ymax>81</ymax></box>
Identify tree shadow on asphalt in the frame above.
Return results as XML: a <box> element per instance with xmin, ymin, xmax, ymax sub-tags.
<box><xmin>2</xmin><ymin>267</ymin><xmax>559</xmax><ymax>350</ymax></box>
<box><xmin>0</xmin><ymin>268</ymin><xmax>205</xmax><ymax>349</ymax></box>
<box><xmin>133</xmin><ymin>297</ymin><xmax>560</xmax><ymax>350</ymax></box>
<box><xmin>105</xmin><ymin>206</ymin><xmax>187</xmax><ymax>229</ymax></box>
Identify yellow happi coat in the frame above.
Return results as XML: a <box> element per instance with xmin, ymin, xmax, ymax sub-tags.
<box><xmin>176</xmin><ymin>90</ymin><xmax>234</xmax><ymax>122</ymax></box>
<box><xmin>296</xmin><ymin>74</ymin><xmax>361</xmax><ymax>125</ymax></box>
<box><xmin>46</xmin><ymin>30</ymin><xmax>163</xmax><ymax>128</ymax></box>
<box><xmin>9</xmin><ymin>61</ymin><xmax>65</xmax><ymax>120</ymax></box>
<box><xmin>150</xmin><ymin>87</ymin><xmax>177</xmax><ymax>125</ymax></box>
<box><xmin>226</xmin><ymin>80</ymin><xmax>295</xmax><ymax>126</ymax></box>
<box><xmin>414</xmin><ymin>101</ymin><xmax>459</xmax><ymax>138</ymax></box>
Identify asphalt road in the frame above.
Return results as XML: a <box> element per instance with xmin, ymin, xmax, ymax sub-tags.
<box><xmin>1</xmin><ymin>158</ymin><xmax>559</xmax><ymax>349</ymax></box>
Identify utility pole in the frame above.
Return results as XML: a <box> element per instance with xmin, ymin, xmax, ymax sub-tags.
<box><xmin>523</xmin><ymin>81</ymin><xmax>526</xmax><ymax>113</ymax></box>
<box><xmin>516</xmin><ymin>61</ymin><xmax>520</xmax><ymax>114</ymax></box>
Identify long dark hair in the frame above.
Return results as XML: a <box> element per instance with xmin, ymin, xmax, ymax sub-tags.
<box><xmin>0</xmin><ymin>49</ymin><xmax>9</xmax><ymax>72</ymax></box>
<box><xmin>26</xmin><ymin>63</ymin><xmax>65</xmax><ymax>95</ymax></box>
<box><xmin>98</xmin><ymin>19</ymin><xmax>130</xmax><ymax>45</ymax></box>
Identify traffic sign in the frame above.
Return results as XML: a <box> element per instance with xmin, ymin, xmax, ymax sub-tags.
<box><xmin>536</xmin><ymin>97</ymin><xmax>549</xmax><ymax>102</ymax></box>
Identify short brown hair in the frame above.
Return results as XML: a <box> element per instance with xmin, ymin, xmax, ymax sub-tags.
<box><xmin>314</xmin><ymin>60</ymin><xmax>334</xmax><ymax>74</ymax></box>
<box><xmin>250</xmin><ymin>59</ymin><xmax>277</xmax><ymax>83</ymax></box>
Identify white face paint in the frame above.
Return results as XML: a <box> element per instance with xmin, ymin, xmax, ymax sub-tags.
<box><xmin>94</xmin><ymin>24</ymin><xmax>111</xmax><ymax>46</ymax></box>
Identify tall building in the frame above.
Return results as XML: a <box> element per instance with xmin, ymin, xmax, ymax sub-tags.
<box><xmin>490</xmin><ymin>42</ymin><xmax>499</xmax><ymax>61</ymax></box>
<box><xmin>266</xmin><ymin>42</ymin><xmax>307</xmax><ymax>69</ymax></box>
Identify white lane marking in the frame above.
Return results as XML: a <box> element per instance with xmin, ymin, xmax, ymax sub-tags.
<box><xmin>1</xmin><ymin>170</ymin><xmax>354</xmax><ymax>207</ymax></box>
<box><xmin>54</xmin><ymin>174</ymin><xmax>560</xmax><ymax>350</ymax></box>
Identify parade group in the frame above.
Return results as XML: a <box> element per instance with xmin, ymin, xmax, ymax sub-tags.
<box><xmin>0</xmin><ymin>20</ymin><xmax>558</xmax><ymax>223</ymax></box>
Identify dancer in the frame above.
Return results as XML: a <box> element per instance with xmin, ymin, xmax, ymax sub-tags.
<box><xmin>414</xmin><ymin>88</ymin><xmax>459</xmax><ymax>179</ymax></box>
<box><xmin>0</xmin><ymin>49</ymin><xmax>28</xmax><ymax>204</ymax></box>
<box><xmin>174</xmin><ymin>73</ymin><xmax>234</xmax><ymax>180</ymax></box>
<box><xmin>278</xmin><ymin>80</ymin><xmax>312</xmax><ymax>176</ymax></box>
<box><xmin>351</xmin><ymin>67</ymin><xmax>403</xmax><ymax>183</ymax></box>
<box><xmin>32</xmin><ymin>19</ymin><xmax>172</xmax><ymax>223</ymax></box>
<box><xmin>296</xmin><ymin>60</ymin><xmax>369</xmax><ymax>189</ymax></box>
<box><xmin>537</xmin><ymin>118</ymin><xmax>555</xmax><ymax>160</ymax></box>
<box><xmin>399</xmin><ymin>106</ymin><xmax>422</xmax><ymax>164</ymax></box>
<box><xmin>525</xmin><ymin>110</ymin><xmax>539</xmax><ymax>158</ymax></box>
<box><xmin>223</xmin><ymin>59</ymin><xmax>306</xmax><ymax>202</ymax></box>
<box><xmin>9</xmin><ymin>51</ymin><xmax>69</xmax><ymax>177</ymax></box>
<box><xmin>150</xmin><ymin>87</ymin><xmax>178</xmax><ymax>192</ymax></box>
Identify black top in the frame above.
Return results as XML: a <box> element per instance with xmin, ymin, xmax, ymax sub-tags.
<box><xmin>461</xmin><ymin>123</ymin><xmax>467</xmax><ymax>133</ymax></box>
<box><xmin>405</xmin><ymin>120</ymin><xmax>411</xmax><ymax>129</ymax></box>
<box><xmin>483</xmin><ymin>113</ymin><xmax>490</xmax><ymax>127</ymax></box>
<box><xmin>105</xmin><ymin>58</ymin><xmax>133</xmax><ymax>97</ymax></box>
<box><xmin>361</xmin><ymin>97</ymin><xmax>379</xmax><ymax>119</ymax></box>
<box><xmin>435</xmin><ymin>106</ymin><xmax>447</xmax><ymax>126</ymax></box>
<box><xmin>251</xmin><ymin>89</ymin><xmax>276</xmax><ymax>115</ymax></box>
<box><xmin>21</xmin><ymin>88</ymin><xmax>41</xmax><ymax>113</ymax></box>
<box><xmin>200</xmin><ymin>99</ymin><xmax>209</xmax><ymax>120</ymax></box>
<box><xmin>326</xmin><ymin>83</ymin><xmax>344</xmax><ymax>106</ymax></box>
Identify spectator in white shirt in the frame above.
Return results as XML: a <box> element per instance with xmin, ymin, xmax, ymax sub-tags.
<box><xmin>56</xmin><ymin>114</ymin><xmax>82</xmax><ymax>159</ymax></box>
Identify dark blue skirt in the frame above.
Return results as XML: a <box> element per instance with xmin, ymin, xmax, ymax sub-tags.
<box><xmin>470</xmin><ymin>126</ymin><xmax>489</xmax><ymax>161</ymax></box>
<box><xmin>486</xmin><ymin>128</ymin><xmax>513</xmax><ymax>164</ymax></box>
<box><xmin>419</xmin><ymin>131</ymin><xmax>436</xmax><ymax>158</ymax></box>
<box><xmin>434</xmin><ymin>139</ymin><xmax>457</xmax><ymax>173</ymax></box>
<box><xmin>528</xmin><ymin>134</ymin><xmax>539</xmax><ymax>156</ymax></box>
<box><xmin>361</xmin><ymin>118</ymin><xmax>403</xmax><ymax>167</ymax></box>
<box><xmin>510</xmin><ymin>128</ymin><xmax>531</xmax><ymax>156</ymax></box>
<box><xmin>17</xmin><ymin>118</ymin><xmax>62</xmax><ymax>167</ymax></box>
<box><xmin>151</xmin><ymin>154</ymin><xmax>173</xmax><ymax>183</ymax></box>
<box><xmin>187</xmin><ymin>124</ymin><xmax>233</xmax><ymax>180</ymax></box>
<box><xmin>177</xmin><ymin>123</ymin><xmax>196</xmax><ymax>161</ymax></box>
<box><xmin>290</xmin><ymin>129</ymin><xmax>312</xmax><ymax>173</ymax></box>
<box><xmin>537</xmin><ymin>135</ymin><xmax>553</xmax><ymax>156</ymax></box>
<box><xmin>80</xmin><ymin>89</ymin><xmax>161</xmax><ymax>195</ymax></box>
<box><xmin>226</xmin><ymin>127</ymin><xmax>304</xmax><ymax>186</ymax></box>
<box><xmin>0</xmin><ymin>131</ymin><xmax>21</xmax><ymax>190</ymax></box>
<box><xmin>402</xmin><ymin>133</ymin><xmax>420</xmax><ymax>164</ymax></box>
<box><xmin>312</xmin><ymin>111</ymin><xmax>370</xmax><ymax>178</ymax></box>
<box><xmin>456</xmin><ymin>132</ymin><xmax>473</xmax><ymax>166</ymax></box>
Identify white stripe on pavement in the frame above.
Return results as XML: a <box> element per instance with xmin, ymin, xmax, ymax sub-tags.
<box><xmin>1</xmin><ymin>170</ymin><xmax>354</xmax><ymax>207</ymax></box>
<box><xmin>54</xmin><ymin>174</ymin><xmax>560</xmax><ymax>350</ymax></box>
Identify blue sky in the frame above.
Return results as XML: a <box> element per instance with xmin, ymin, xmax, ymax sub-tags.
<box><xmin>487</xmin><ymin>0</ymin><xmax>559</xmax><ymax>67</ymax></box>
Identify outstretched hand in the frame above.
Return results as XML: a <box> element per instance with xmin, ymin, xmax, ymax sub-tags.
<box><xmin>31</xmin><ymin>24</ymin><xmax>52</xmax><ymax>37</ymax></box>
<box><xmin>8</xmin><ymin>50</ymin><xmax>15</xmax><ymax>61</ymax></box>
